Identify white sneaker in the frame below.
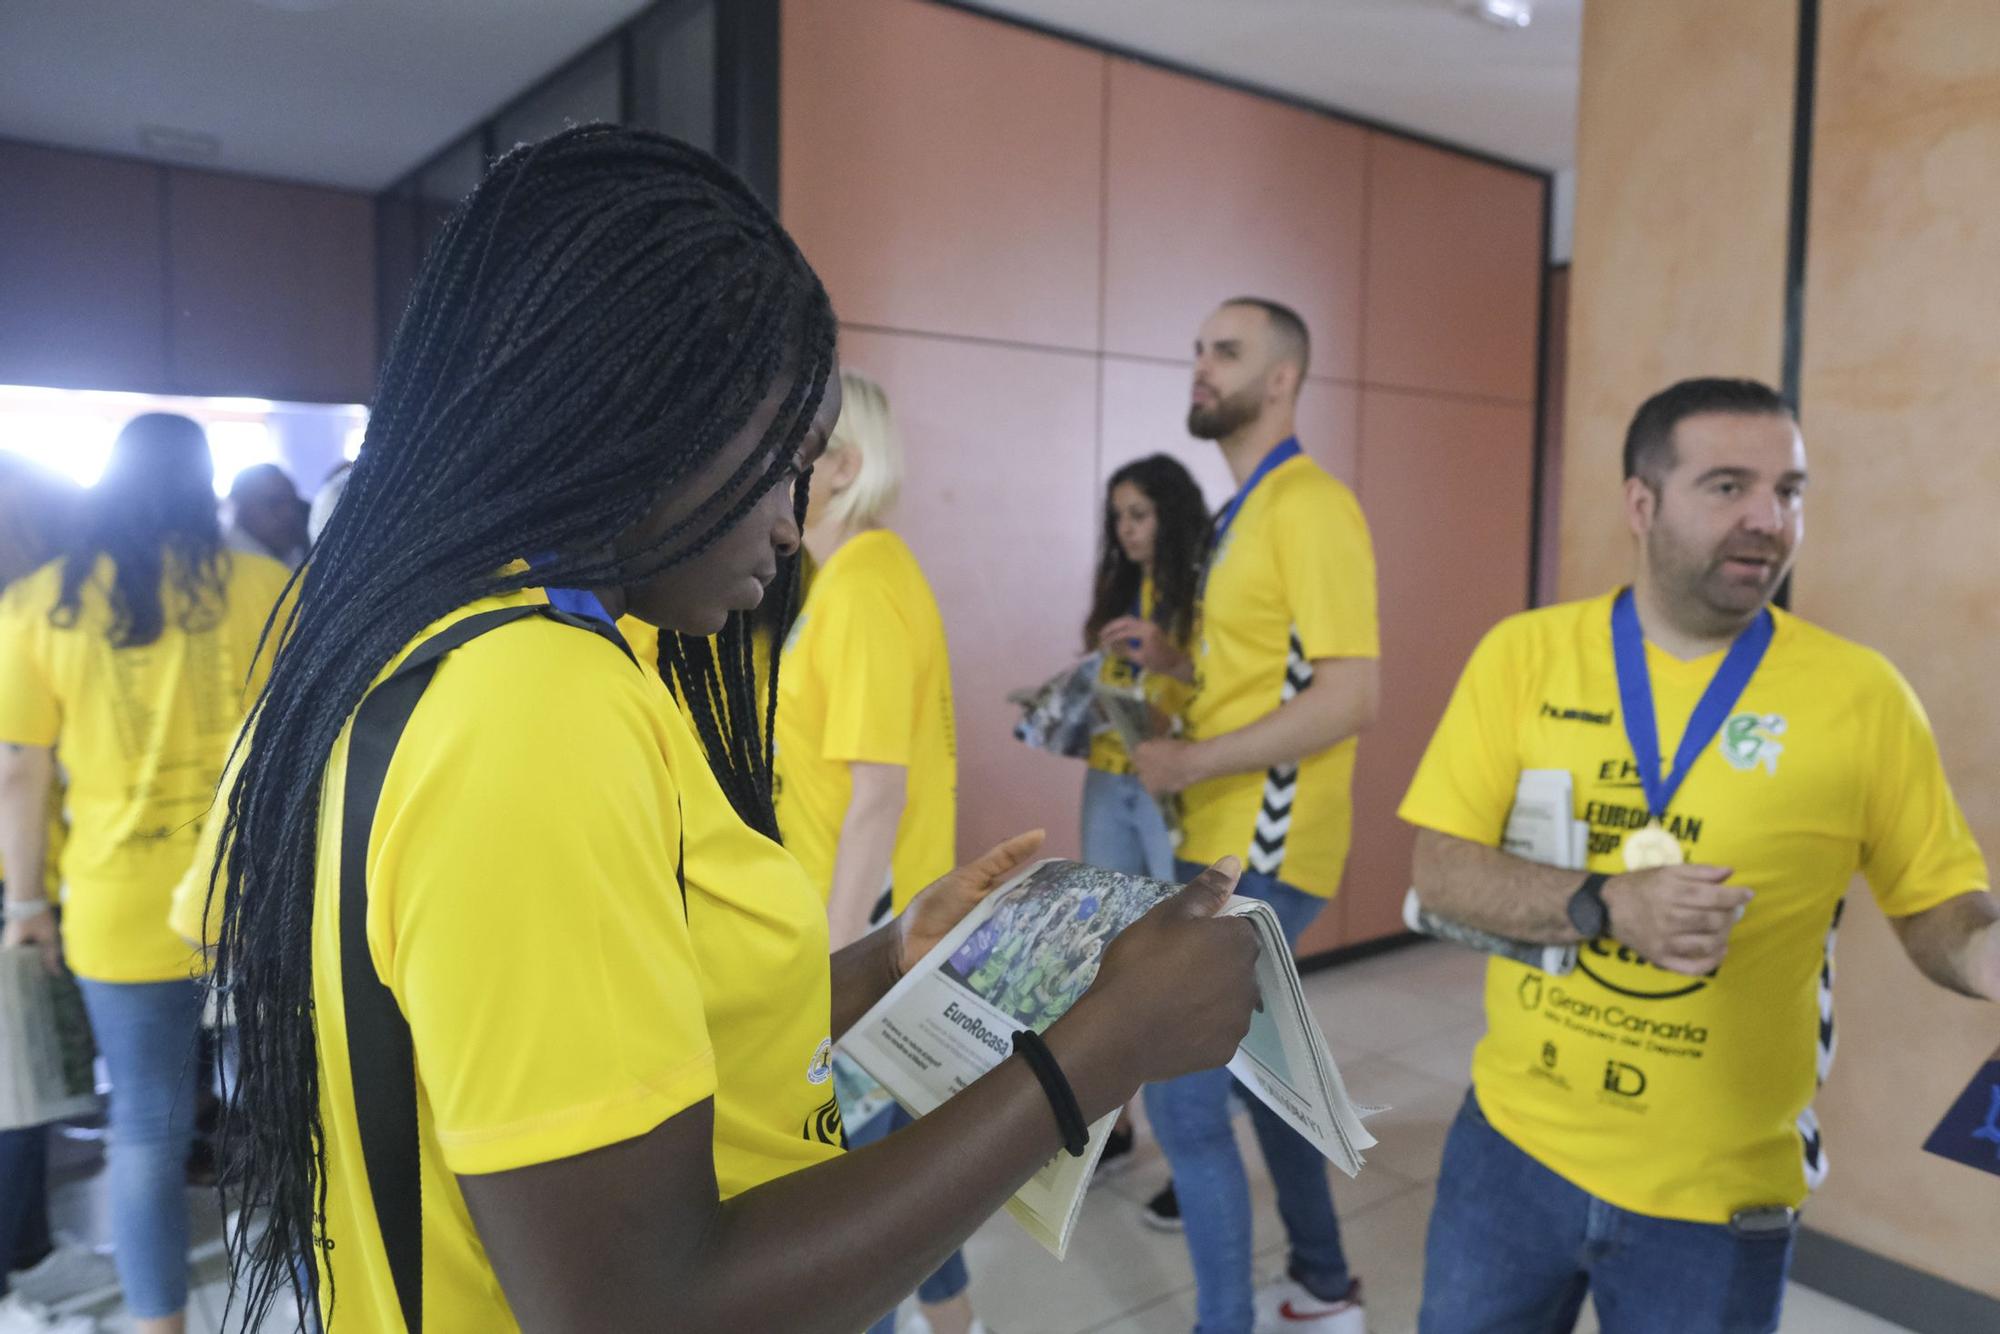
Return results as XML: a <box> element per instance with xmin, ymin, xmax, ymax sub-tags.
<box><xmin>0</xmin><ymin>1294</ymin><xmax>96</xmax><ymax>1334</ymax></box>
<box><xmin>1254</xmin><ymin>1276</ymin><xmax>1365</xmax><ymax>1333</ymax></box>
<box><xmin>5</xmin><ymin>1243</ymin><xmax>117</xmax><ymax>1311</ymax></box>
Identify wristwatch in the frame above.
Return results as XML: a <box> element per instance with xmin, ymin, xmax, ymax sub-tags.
<box><xmin>1566</xmin><ymin>873</ymin><xmax>1611</xmax><ymax>940</ymax></box>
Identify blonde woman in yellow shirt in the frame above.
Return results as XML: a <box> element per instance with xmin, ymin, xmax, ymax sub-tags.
<box><xmin>197</xmin><ymin>127</ymin><xmax>1261</xmax><ymax>1334</ymax></box>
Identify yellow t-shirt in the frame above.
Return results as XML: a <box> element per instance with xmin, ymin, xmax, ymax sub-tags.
<box><xmin>620</xmin><ymin>617</ymin><xmax>780</xmax><ymax>740</ymax></box>
<box><xmin>311</xmin><ymin>591</ymin><xmax>842</xmax><ymax>1331</ymax></box>
<box><xmin>0</xmin><ymin>553</ymin><xmax>291</xmax><ymax>981</ymax></box>
<box><xmin>1398</xmin><ymin>591</ymin><xmax>1988</xmax><ymax>1223</ymax></box>
<box><xmin>775</xmin><ymin>530</ymin><xmax>957</xmax><ymax>912</ymax></box>
<box><xmin>1088</xmin><ymin>577</ymin><xmax>1193</xmax><ymax>776</ymax></box>
<box><xmin>1180</xmin><ymin>455</ymin><xmax>1379</xmax><ymax>896</ymax></box>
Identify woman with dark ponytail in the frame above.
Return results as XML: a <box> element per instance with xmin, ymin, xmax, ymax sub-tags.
<box><xmin>198</xmin><ymin>126</ymin><xmax>1261</xmax><ymax>1333</ymax></box>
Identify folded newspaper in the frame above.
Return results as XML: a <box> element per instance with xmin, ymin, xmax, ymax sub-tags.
<box><xmin>1402</xmin><ymin>769</ymin><xmax>1585</xmax><ymax>975</ymax></box>
<box><xmin>841</xmin><ymin>860</ymin><xmax>1375</xmax><ymax>1258</ymax></box>
<box><xmin>0</xmin><ymin>947</ymin><xmax>100</xmax><ymax>1131</ymax></box>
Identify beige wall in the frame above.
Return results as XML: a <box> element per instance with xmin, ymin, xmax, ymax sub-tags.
<box><xmin>1789</xmin><ymin>0</ymin><xmax>2000</xmax><ymax>1296</ymax></box>
<box><xmin>1560</xmin><ymin>0</ymin><xmax>1794</xmax><ymax>601</ymax></box>
<box><xmin>1568</xmin><ymin>0</ymin><xmax>2000</xmax><ymax>1298</ymax></box>
<box><xmin>783</xmin><ymin>0</ymin><xmax>1546</xmax><ymax>954</ymax></box>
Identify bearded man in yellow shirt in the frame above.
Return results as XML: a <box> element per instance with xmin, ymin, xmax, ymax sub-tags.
<box><xmin>1402</xmin><ymin>378</ymin><xmax>2000</xmax><ymax>1334</ymax></box>
<box><xmin>1117</xmin><ymin>298</ymin><xmax>1380</xmax><ymax>1334</ymax></box>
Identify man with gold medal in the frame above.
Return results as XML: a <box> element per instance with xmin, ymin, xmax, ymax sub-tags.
<box><xmin>1395</xmin><ymin>379</ymin><xmax>2000</xmax><ymax>1333</ymax></box>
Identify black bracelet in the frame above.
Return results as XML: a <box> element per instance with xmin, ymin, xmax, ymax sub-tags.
<box><xmin>1013</xmin><ymin>1029</ymin><xmax>1090</xmax><ymax>1158</ymax></box>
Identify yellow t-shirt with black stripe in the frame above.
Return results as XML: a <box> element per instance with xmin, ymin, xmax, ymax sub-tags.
<box><xmin>310</xmin><ymin>591</ymin><xmax>842</xmax><ymax>1331</ymax></box>
<box><xmin>0</xmin><ymin>552</ymin><xmax>290</xmax><ymax>980</ymax></box>
<box><xmin>1399</xmin><ymin>592</ymin><xmax>1988</xmax><ymax>1223</ymax></box>
<box><xmin>1088</xmin><ymin>577</ymin><xmax>1193</xmax><ymax>776</ymax></box>
<box><xmin>1180</xmin><ymin>456</ymin><xmax>1379</xmax><ymax>897</ymax></box>
<box><xmin>774</xmin><ymin>530</ymin><xmax>957</xmax><ymax>912</ymax></box>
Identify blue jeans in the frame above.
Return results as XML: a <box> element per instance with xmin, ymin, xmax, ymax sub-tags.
<box><xmin>74</xmin><ymin>977</ymin><xmax>204</xmax><ymax>1320</ymax></box>
<box><xmin>0</xmin><ymin>1124</ymin><xmax>53</xmax><ymax>1297</ymax></box>
<box><xmin>1144</xmin><ymin>861</ymin><xmax>1346</xmax><ymax>1334</ymax></box>
<box><xmin>1420</xmin><ymin>1093</ymin><xmax>1793</xmax><ymax>1334</ymax></box>
<box><xmin>1081</xmin><ymin>768</ymin><xmax>1176</xmax><ymax>881</ymax></box>
<box><xmin>847</xmin><ymin>1102</ymin><xmax>971</xmax><ymax>1333</ymax></box>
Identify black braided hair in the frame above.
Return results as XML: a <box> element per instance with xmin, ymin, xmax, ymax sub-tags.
<box><xmin>206</xmin><ymin>125</ymin><xmax>837</xmax><ymax>1330</ymax></box>
<box><xmin>1082</xmin><ymin>453</ymin><xmax>1210</xmax><ymax>652</ymax></box>
<box><xmin>52</xmin><ymin>413</ymin><xmax>229</xmax><ymax>648</ymax></box>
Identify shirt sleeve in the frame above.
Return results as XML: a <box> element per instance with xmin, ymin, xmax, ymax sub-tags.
<box><xmin>1859</xmin><ymin>660</ymin><xmax>1990</xmax><ymax>917</ymax></box>
<box><xmin>815</xmin><ymin>574</ymin><xmax>920</xmax><ymax>768</ymax></box>
<box><xmin>372</xmin><ymin>632</ymin><xmax>716</xmax><ymax>1176</ymax></box>
<box><xmin>1277</xmin><ymin>481</ymin><xmax>1380</xmax><ymax>661</ymax></box>
<box><xmin>1399</xmin><ymin>620</ymin><xmax>1531</xmax><ymax>846</ymax></box>
<box><xmin>0</xmin><ymin>582</ymin><xmax>58</xmax><ymax>747</ymax></box>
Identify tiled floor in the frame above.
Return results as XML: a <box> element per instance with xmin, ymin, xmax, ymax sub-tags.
<box><xmin>48</xmin><ymin>942</ymin><xmax>1913</xmax><ymax>1333</ymax></box>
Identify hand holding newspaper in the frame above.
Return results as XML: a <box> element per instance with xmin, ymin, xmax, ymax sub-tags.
<box><xmin>1401</xmin><ymin>769</ymin><xmax>1585</xmax><ymax>975</ymax></box>
<box><xmin>841</xmin><ymin>860</ymin><xmax>1375</xmax><ymax>1258</ymax></box>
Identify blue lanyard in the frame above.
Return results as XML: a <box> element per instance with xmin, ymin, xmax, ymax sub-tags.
<box><xmin>544</xmin><ymin>584</ymin><xmax>616</xmax><ymax>626</ymax></box>
<box><xmin>1610</xmin><ymin>587</ymin><xmax>1773</xmax><ymax>819</ymax></box>
<box><xmin>1210</xmin><ymin>437</ymin><xmax>1303</xmax><ymax>549</ymax></box>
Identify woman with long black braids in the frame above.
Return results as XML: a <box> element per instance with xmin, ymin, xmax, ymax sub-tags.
<box><xmin>202</xmin><ymin>126</ymin><xmax>1260</xmax><ymax>1333</ymax></box>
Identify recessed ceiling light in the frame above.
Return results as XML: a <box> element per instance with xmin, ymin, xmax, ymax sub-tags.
<box><xmin>1465</xmin><ymin>0</ymin><xmax>1533</xmax><ymax>29</ymax></box>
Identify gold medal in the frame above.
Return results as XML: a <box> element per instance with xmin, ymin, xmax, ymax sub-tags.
<box><xmin>1623</xmin><ymin>821</ymin><xmax>1685</xmax><ymax>870</ymax></box>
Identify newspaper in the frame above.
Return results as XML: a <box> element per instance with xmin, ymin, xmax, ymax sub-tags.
<box><xmin>840</xmin><ymin>860</ymin><xmax>1375</xmax><ymax>1258</ymax></box>
<box><xmin>0</xmin><ymin>947</ymin><xmax>100</xmax><ymax>1131</ymax></box>
<box><xmin>1402</xmin><ymin>769</ymin><xmax>1586</xmax><ymax>975</ymax></box>
<box><xmin>1090</xmin><ymin>682</ymin><xmax>1183</xmax><ymax>846</ymax></box>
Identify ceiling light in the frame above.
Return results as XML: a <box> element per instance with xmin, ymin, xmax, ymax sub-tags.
<box><xmin>1465</xmin><ymin>0</ymin><xmax>1533</xmax><ymax>29</ymax></box>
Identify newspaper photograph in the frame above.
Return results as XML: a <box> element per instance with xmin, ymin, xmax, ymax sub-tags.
<box><xmin>840</xmin><ymin>860</ymin><xmax>1375</xmax><ymax>1258</ymax></box>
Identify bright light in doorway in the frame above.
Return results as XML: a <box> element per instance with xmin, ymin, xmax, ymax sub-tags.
<box><xmin>1466</xmin><ymin>0</ymin><xmax>1532</xmax><ymax>29</ymax></box>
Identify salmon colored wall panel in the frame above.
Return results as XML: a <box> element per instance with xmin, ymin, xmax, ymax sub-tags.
<box><xmin>1102</xmin><ymin>60</ymin><xmax>1366</xmax><ymax>377</ymax></box>
<box><xmin>0</xmin><ymin>141</ymin><xmax>167</xmax><ymax>391</ymax></box>
<box><xmin>1098</xmin><ymin>357</ymin><xmax>1359</xmax><ymax>508</ymax></box>
<box><xmin>167</xmin><ymin>169</ymin><xmax>376</xmax><ymax>402</ymax></box>
<box><xmin>1344</xmin><ymin>389</ymin><xmax>1536</xmax><ymax>945</ymax></box>
<box><xmin>781</xmin><ymin>0</ymin><xmax>1104</xmax><ymax>350</ymax></box>
<box><xmin>1363</xmin><ymin>134</ymin><xmax>1544</xmax><ymax>402</ymax></box>
<box><xmin>836</xmin><ymin>329</ymin><xmax>1100</xmax><ymax>864</ymax></box>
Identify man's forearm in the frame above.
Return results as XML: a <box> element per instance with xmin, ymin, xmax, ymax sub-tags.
<box><xmin>1893</xmin><ymin>890</ymin><xmax>2000</xmax><ymax>1001</ymax></box>
<box><xmin>1411</xmin><ymin>828</ymin><xmax>1589</xmax><ymax>944</ymax></box>
<box><xmin>0</xmin><ymin>743</ymin><xmax>54</xmax><ymax>905</ymax></box>
<box><xmin>1190</xmin><ymin>658</ymin><xmax>1377</xmax><ymax>782</ymax></box>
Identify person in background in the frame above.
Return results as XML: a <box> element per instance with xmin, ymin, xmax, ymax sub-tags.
<box><xmin>1120</xmin><ymin>298</ymin><xmax>1379</xmax><ymax>1333</ymax></box>
<box><xmin>0</xmin><ymin>416</ymin><xmax>292</xmax><ymax>1334</ymax></box>
<box><xmin>223</xmin><ymin>462</ymin><xmax>308</xmax><ymax>568</ymax></box>
<box><xmin>1080</xmin><ymin>453</ymin><xmax>1209</xmax><ymax>1172</ymax></box>
<box><xmin>0</xmin><ymin>456</ymin><xmax>101</xmax><ymax>1334</ymax></box>
<box><xmin>306</xmin><ymin>462</ymin><xmax>351</xmax><ymax>547</ymax></box>
<box><xmin>1084</xmin><ymin>454</ymin><xmax>1208</xmax><ymax>881</ymax></box>
<box><xmin>773</xmin><ymin>370</ymin><xmax>978</xmax><ymax>1334</ymax></box>
<box><xmin>1402</xmin><ymin>378</ymin><xmax>2000</xmax><ymax>1334</ymax></box>
<box><xmin>198</xmin><ymin>127</ymin><xmax>1261</xmax><ymax>1334</ymax></box>
<box><xmin>777</xmin><ymin>369</ymin><xmax>957</xmax><ymax>950</ymax></box>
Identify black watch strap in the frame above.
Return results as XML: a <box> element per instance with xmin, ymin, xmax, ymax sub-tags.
<box><xmin>1567</xmin><ymin>872</ymin><xmax>1612</xmax><ymax>940</ymax></box>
